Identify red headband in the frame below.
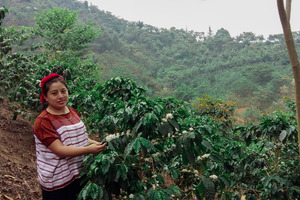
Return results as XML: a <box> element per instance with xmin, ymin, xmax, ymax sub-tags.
<box><xmin>40</xmin><ymin>73</ymin><xmax>63</xmax><ymax>103</ymax></box>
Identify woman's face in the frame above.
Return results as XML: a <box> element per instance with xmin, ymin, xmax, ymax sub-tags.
<box><xmin>44</xmin><ymin>81</ymin><xmax>69</xmax><ymax>111</ymax></box>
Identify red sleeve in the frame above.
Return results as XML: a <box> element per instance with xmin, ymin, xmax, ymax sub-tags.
<box><xmin>33</xmin><ymin>116</ymin><xmax>60</xmax><ymax>147</ymax></box>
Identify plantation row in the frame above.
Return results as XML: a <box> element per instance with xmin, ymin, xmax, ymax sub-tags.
<box><xmin>1</xmin><ymin>7</ymin><xmax>300</xmax><ymax>200</ymax></box>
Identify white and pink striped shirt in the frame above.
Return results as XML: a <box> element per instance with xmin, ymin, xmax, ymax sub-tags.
<box><xmin>33</xmin><ymin>108</ymin><xmax>89</xmax><ymax>191</ymax></box>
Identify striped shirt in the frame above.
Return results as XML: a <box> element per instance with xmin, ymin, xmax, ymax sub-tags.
<box><xmin>33</xmin><ymin>107</ymin><xmax>89</xmax><ymax>191</ymax></box>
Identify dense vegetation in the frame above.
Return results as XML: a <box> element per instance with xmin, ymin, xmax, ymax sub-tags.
<box><xmin>1</xmin><ymin>1</ymin><xmax>300</xmax><ymax>200</ymax></box>
<box><xmin>1</xmin><ymin>0</ymin><xmax>300</xmax><ymax>120</ymax></box>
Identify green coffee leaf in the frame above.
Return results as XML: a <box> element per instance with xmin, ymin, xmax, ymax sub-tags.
<box><xmin>202</xmin><ymin>176</ymin><xmax>215</xmax><ymax>200</ymax></box>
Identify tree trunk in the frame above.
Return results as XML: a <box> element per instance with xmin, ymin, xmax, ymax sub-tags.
<box><xmin>277</xmin><ymin>0</ymin><xmax>300</xmax><ymax>157</ymax></box>
<box><xmin>286</xmin><ymin>0</ymin><xmax>292</xmax><ymax>22</ymax></box>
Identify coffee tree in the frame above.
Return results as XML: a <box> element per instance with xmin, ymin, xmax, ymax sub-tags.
<box><xmin>233</xmin><ymin>107</ymin><xmax>300</xmax><ymax>199</ymax></box>
<box><xmin>77</xmin><ymin>76</ymin><xmax>231</xmax><ymax>200</ymax></box>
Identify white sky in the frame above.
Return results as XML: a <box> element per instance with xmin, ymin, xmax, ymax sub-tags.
<box><xmin>85</xmin><ymin>0</ymin><xmax>300</xmax><ymax>38</ymax></box>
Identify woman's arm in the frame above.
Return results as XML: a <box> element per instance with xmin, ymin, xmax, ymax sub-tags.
<box><xmin>48</xmin><ymin>139</ymin><xmax>106</xmax><ymax>157</ymax></box>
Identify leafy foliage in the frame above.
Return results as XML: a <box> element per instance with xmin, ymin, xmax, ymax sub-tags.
<box><xmin>33</xmin><ymin>7</ymin><xmax>100</xmax><ymax>59</ymax></box>
<box><xmin>77</xmin><ymin>76</ymin><xmax>225</xmax><ymax>200</ymax></box>
<box><xmin>0</xmin><ymin>6</ymin><xmax>11</xmax><ymax>59</ymax></box>
<box><xmin>192</xmin><ymin>94</ymin><xmax>237</xmax><ymax>131</ymax></box>
<box><xmin>0</xmin><ymin>6</ymin><xmax>100</xmax><ymax>114</ymax></box>
<box><xmin>1</xmin><ymin>2</ymin><xmax>300</xmax><ymax>200</ymax></box>
<box><xmin>1</xmin><ymin>0</ymin><xmax>296</xmax><ymax>114</ymax></box>
<box><xmin>232</xmin><ymin>106</ymin><xmax>300</xmax><ymax>199</ymax></box>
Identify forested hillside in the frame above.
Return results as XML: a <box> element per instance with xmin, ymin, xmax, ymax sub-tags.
<box><xmin>0</xmin><ymin>0</ymin><xmax>298</xmax><ymax>118</ymax></box>
<box><xmin>1</xmin><ymin>1</ymin><xmax>300</xmax><ymax>199</ymax></box>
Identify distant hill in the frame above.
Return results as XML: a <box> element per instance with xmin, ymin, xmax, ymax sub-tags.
<box><xmin>1</xmin><ymin>0</ymin><xmax>297</xmax><ymax>114</ymax></box>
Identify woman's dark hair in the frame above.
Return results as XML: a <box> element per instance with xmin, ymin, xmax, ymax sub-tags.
<box><xmin>41</xmin><ymin>77</ymin><xmax>68</xmax><ymax>110</ymax></box>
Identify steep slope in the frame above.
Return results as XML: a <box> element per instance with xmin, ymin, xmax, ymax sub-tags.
<box><xmin>0</xmin><ymin>99</ymin><xmax>41</xmax><ymax>199</ymax></box>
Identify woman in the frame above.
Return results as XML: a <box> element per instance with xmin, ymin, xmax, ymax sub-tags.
<box><xmin>33</xmin><ymin>73</ymin><xmax>106</xmax><ymax>200</ymax></box>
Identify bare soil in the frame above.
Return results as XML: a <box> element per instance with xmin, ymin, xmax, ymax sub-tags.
<box><xmin>0</xmin><ymin>99</ymin><xmax>41</xmax><ymax>200</ymax></box>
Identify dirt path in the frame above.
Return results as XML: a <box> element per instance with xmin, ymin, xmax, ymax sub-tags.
<box><xmin>0</xmin><ymin>100</ymin><xmax>41</xmax><ymax>200</ymax></box>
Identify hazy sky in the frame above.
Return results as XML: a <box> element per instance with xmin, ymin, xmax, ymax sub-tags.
<box><xmin>85</xmin><ymin>0</ymin><xmax>300</xmax><ymax>38</ymax></box>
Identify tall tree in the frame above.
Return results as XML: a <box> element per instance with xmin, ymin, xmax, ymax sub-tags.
<box><xmin>34</xmin><ymin>7</ymin><xmax>100</xmax><ymax>60</ymax></box>
<box><xmin>277</xmin><ymin>0</ymin><xmax>300</xmax><ymax>156</ymax></box>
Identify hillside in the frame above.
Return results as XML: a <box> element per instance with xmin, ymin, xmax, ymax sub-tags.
<box><xmin>0</xmin><ymin>99</ymin><xmax>41</xmax><ymax>199</ymax></box>
<box><xmin>1</xmin><ymin>1</ymin><xmax>300</xmax><ymax>199</ymax></box>
<box><xmin>0</xmin><ymin>0</ymin><xmax>298</xmax><ymax>117</ymax></box>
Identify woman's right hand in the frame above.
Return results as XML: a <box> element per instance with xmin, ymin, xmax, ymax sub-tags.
<box><xmin>88</xmin><ymin>142</ymin><xmax>106</xmax><ymax>155</ymax></box>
